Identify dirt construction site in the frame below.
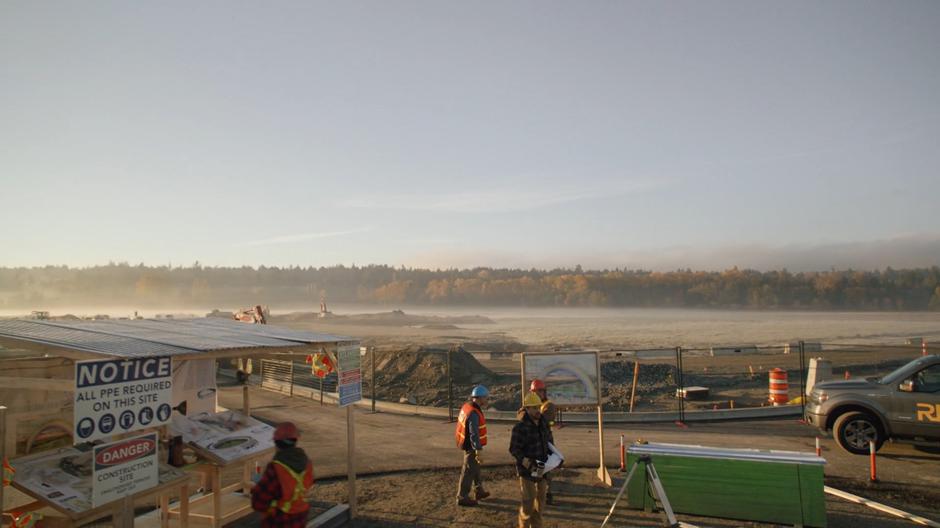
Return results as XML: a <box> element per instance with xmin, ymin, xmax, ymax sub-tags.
<box><xmin>1</xmin><ymin>310</ymin><xmax>938</xmax><ymax>528</ymax></box>
<box><xmin>224</xmin><ymin>384</ymin><xmax>940</xmax><ymax>528</ymax></box>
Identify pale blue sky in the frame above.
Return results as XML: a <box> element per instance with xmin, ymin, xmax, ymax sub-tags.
<box><xmin>2</xmin><ymin>1</ymin><xmax>939</xmax><ymax>271</ymax></box>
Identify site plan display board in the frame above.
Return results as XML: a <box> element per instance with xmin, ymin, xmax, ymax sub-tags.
<box><xmin>522</xmin><ymin>351</ymin><xmax>601</xmax><ymax>406</ymax></box>
<box><xmin>337</xmin><ymin>343</ymin><xmax>363</xmax><ymax>407</ymax></box>
<box><xmin>170</xmin><ymin>410</ymin><xmax>275</xmax><ymax>464</ymax></box>
<box><xmin>92</xmin><ymin>432</ymin><xmax>158</xmax><ymax>507</ymax></box>
<box><xmin>10</xmin><ymin>443</ymin><xmax>186</xmax><ymax>516</ymax></box>
<box><xmin>74</xmin><ymin>356</ymin><xmax>173</xmax><ymax>443</ymax></box>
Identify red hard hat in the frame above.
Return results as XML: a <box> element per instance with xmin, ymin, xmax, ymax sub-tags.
<box><xmin>530</xmin><ymin>379</ymin><xmax>546</xmax><ymax>391</ymax></box>
<box><xmin>273</xmin><ymin>422</ymin><xmax>300</xmax><ymax>441</ymax></box>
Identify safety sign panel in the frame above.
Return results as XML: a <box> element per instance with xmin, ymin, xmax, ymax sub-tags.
<box><xmin>92</xmin><ymin>432</ymin><xmax>159</xmax><ymax>507</ymax></box>
<box><xmin>74</xmin><ymin>357</ymin><xmax>173</xmax><ymax>443</ymax></box>
<box><xmin>337</xmin><ymin>344</ymin><xmax>362</xmax><ymax>407</ymax></box>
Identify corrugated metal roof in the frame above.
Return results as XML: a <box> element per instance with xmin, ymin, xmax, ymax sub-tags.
<box><xmin>0</xmin><ymin>318</ymin><xmax>353</xmax><ymax>359</ymax></box>
<box><xmin>0</xmin><ymin>319</ymin><xmax>193</xmax><ymax>358</ymax></box>
<box><xmin>49</xmin><ymin>319</ymin><xmax>303</xmax><ymax>350</ymax></box>
<box><xmin>189</xmin><ymin>317</ymin><xmax>355</xmax><ymax>344</ymax></box>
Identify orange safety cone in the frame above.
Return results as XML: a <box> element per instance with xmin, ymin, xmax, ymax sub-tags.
<box><xmin>924</xmin><ymin>341</ymin><xmax>929</xmax><ymax>356</ymax></box>
<box><xmin>844</xmin><ymin>370</ymin><xmax>850</xmax><ymax>380</ymax></box>
<box><xmin>619</xmin><ymin>434</ymin><xmax>625</xmax><ymax>470</ymax></box>
<box><xmin>815</xmin><ymin>437</ymin><xmax>821</xmax><ymax>457</ymax></box>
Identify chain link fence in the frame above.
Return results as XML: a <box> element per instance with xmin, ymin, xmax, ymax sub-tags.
<box><xmin>235</xmin><ymin>341</ymin><xmax>930</xmax><ymax>421</ymax></box>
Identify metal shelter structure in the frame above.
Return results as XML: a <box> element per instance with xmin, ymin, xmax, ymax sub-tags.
<box><xmin>0</xmin><ymin>317</ymin><xmax>360</xmax><ymax>527</ymax></box>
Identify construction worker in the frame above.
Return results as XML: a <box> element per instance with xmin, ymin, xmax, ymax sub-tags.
<box><xmin>529</xmin><ymin>379</ymin><xmax>557</xmax><ymax>427</ymax></box>
<box><xmin>251</xmin><ymin>422</ymin><xmax>315</xmax><ymax>528</ymax></box>
<box><xmin>529</xmin><ymin>378</ymin><xmax>557</xmax><ymax>504</ymax></box>
<box><xmin>455</xmin><ymin>385</ymin><xmax>490</xmax><ymax>507</ymax></box>
<box><xmin>510</xmin><ymin>391</ymin><xmax>554</xmax><ymax>528</ymax></box>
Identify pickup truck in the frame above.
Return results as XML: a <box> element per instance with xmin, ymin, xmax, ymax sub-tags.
<box><xmin>805</xmin><ymin>354</ymin><xmax>940</xmax><ymax>454</ymax></box>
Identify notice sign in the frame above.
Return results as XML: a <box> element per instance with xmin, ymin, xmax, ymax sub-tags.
<box><xmin>74</xmin><ymin>357</ymin><xmax>173</xmax><ymax>443</ymax></box>
<box><xmin>337</xmin><ymin>344</ymin><xmax>362</xmax><ymax>407</ymax></box>
<box><xmin>92</xmin><ymin>432</ymin><xmax>159</xmax><ymax>507</ymax></box>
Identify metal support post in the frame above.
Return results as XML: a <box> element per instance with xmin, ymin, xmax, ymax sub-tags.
<box><xmin>371</xmin><ymin>347</ymin><xmax>377</xmax><ymax>414</ymax></box>
<box><xmin>675</xmin><ymin>347</ymin><xmax>685</xmax><ymax>424</ymax></box>
<box><xmin>447</xmin><ymin>347</ymin><xmax>454</xmax><ymax>422</ymax></box>
<box><xmin>798</xmin><ymin>340</ymin><xmax>806</xmax><ymax>420</ymax></box>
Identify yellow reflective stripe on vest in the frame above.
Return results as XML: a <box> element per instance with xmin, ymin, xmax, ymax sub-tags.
<box><xmin>269</xmin><ymin>461</ymin><xmax>306</xmax><ymax>513</ymax></box>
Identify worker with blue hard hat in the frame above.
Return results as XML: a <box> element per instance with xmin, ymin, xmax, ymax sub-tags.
<box><xmin>455</xmin><ymin>385</ymin><xmax>490</xmax><ymax>507</ymax></box>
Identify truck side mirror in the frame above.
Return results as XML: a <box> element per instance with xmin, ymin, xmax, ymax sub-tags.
<box><xmin>899</xmin><ymin>379</ymin><xmax>914</xmax><ymax>392</ymax></box>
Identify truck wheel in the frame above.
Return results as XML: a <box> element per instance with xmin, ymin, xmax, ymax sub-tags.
<box><xmin>833</xmin><ymin>411</ymin><xmax>884</xmax><ymax>455</ymax></box>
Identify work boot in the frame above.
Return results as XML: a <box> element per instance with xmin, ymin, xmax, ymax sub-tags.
<box><xmin>456</xmin><ymin>497</ymin><xmax>478</xmax><ymax>507</ymax></box>
<box><xmin>475</xmin><ymin>489</ymin><xmax>491</xmax><ymax>501</ymax></box>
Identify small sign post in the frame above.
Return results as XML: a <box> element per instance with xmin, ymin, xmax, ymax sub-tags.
<box><xmin>337</xmin><ymin>345</ymin><xmax>363</xmax><ymax>407</ymax></box>
<box><xmin>335</xmin><ymin>343</ymin><xmax>361</xmax><ymax>518</ymax></box>
<box><xmin>74</xmin><ymin>357</ymin><xmax>173</xmax><ymax>443</ymax></box>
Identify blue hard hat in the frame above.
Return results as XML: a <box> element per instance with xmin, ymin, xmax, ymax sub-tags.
<box><xmin>471</xmin><ymin>385</ymin><xmax>489</xmax><ymax>398</ymax></box>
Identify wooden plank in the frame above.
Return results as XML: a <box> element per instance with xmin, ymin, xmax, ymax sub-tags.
<box><xmin>347</xmin><ymin>404</ymin><xmax>356</xmax><ymax>518</ymax></box>
<box><xmin>0</xmin><ymin>377</ymin><xmax>73</xmax><ymax>392</ymax></box>
<box><xmin>211</xmin><ymin>467</ymin><xmax>222</xmax><ymax>528</ymax></box>
<box><xmin>159</xmin><ymin>494</ymin><xmax>170</xmax><ymax>528</ymax></box>
<box><xmin>168</xmin><ymin>491</ymin><xmax>251</xmax><ymax>526</ymax></box>
<box><xmin>179</xmin><ymin>484</ymin><xmax>189</xmax><ymax>528</ymax></box>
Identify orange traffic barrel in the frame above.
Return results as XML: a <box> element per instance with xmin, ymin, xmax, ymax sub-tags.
<box><xmin>769</xmin><ymin>368</ymin><xmax>789</xmax><ymax>405</ymax></box>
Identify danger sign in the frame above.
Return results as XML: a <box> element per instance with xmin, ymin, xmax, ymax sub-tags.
<box><xmin>74</xmin><ymin>357</ymin><xmax>173</xmax><ymax>443</ymax></box>
<box><xmin>92</xmin><ymin>432</ymin><xmax>159</xmax><ymax>507</ymax></box>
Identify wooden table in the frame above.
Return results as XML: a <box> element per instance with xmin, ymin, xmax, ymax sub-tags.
<box><xmin>165</xmin><ymin>448</ymin><xmax>274</xmax><ymax>528</ymax></box>
<box><xmin>8</xmin><ymin>447</ymin><xmax>190</xmax><ymax>528</ymax></box>
<box><xmin>168</xmin><ymin>410</ymin><xmax>277</xmax><ymax>528</ymax></box>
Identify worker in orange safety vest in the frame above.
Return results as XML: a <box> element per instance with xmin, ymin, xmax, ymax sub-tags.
<box><xmin>455</xmin><ymin>385</ymin><xmax>490</xmax><ymax>507</ymax></box>
<box><xmin>251</xmin><ymin>422</ymin><xmax>315</xmax><ymax>528</ymax></box>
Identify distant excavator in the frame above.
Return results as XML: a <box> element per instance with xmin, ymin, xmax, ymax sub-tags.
<box><xmin>233</xmin><ymin>305</ymin><xmax>269</xmax><ymax>324</ymax></box>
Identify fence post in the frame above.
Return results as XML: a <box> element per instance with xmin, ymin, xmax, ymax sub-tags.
<box><xmin>675</xmin><ymin>346</ymin><xmax>685</xmax><ymax>424</ymax></box>
<box><xmin>799</xmin><ymin>340</ymin><xmax>806</xmax><ymax>421</ymax></box>
<box><xmin>289</xmin><ymin>360</ymin><xmax>294</xmax><ymax>398</ymax></box>
<box><xmin>628</xmin><ymin>360</ymin><xmax>640</xmax><ymax>413</ymax></box>
<box><xmin>447</xmin><ymin>346</ymin><xmax>454</xmax><ymax>423</ymax></box>
<box><xmin>371</xmin><ymin>347</ymin><xmax>377</xmax><ymax>414</ymax></box>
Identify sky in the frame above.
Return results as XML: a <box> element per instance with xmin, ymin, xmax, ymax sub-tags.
<box><xmin>2</xmin><ymin>1</ymin><xmax>939</xmax><ymax>272</ymax></box>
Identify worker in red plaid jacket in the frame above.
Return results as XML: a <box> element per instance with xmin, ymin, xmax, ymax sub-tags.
<box><xmin>251</xmin><ymin>422</ymin><xmax>315</xmax><ymax>528</ymax></box>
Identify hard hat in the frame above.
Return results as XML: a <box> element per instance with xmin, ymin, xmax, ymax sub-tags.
<box><xmin>530</xmin><ymin>379</ymin><xmax>546</xmax><ymax>391</ymax></box>
<box><xmin>471</xmin><ymin>385</ymin><xmax>489</xmax><ymax>398</ymax></box>
<box><xmin>523</xmin><ymin>391</ymin><xmax>542</xmax><ymax>408</ymax></box>
<box><xmin>273</xmin><ymin>422</ymin><xmax>300</xmax><ymax>442</ymax></box>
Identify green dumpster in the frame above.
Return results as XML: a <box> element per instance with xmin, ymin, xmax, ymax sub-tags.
<box><xmin>624</xmin><ymin>442</ymin><xmax>826</xmax><ymax>527</ymax></box>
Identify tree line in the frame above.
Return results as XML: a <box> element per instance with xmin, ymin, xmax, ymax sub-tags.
<box><xmin>1</xmin><ymin>263</ymin><xmax>939</xmax><ymax>311</ymax></box>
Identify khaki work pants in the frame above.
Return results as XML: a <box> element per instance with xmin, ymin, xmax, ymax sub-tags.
<box><xmin>456</xmin><ymin>450</ymin><xmax>483</xmax><ymax>500</ymax></box>
<box><xmin>518</xmin><ymin>477</ymin><xmax>548</xmax><ymax>528</ymax></box>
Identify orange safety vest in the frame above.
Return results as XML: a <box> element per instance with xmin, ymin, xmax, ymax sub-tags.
<box><xmin>305</xmin><ymin>353</ymin><xmax>334</xmax><ymax>378</ymax></box>
<box><xmin>268</xmin><ymin>460</ymin><xmax>315</xmax><ymax>515</ymax></box>
<box><xmin>3</xmin><ymin>456</ymin><xmax>15</xmax><ymax>487</ymax></box>
<box><xmin>455</xmin><ymin>402</ymin><xmax>487</xmax><ymax>449</ymax></box>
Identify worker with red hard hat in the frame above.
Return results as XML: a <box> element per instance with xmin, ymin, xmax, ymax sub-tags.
<box><xmin>529</xmin><ymin>379</ymin><xmax>557</xmax><ymax>428</ymax></box>
<box><xmin>251</xmin><ymin>422</ymin><xmax>315</xmax><ymax>528</ymax></box>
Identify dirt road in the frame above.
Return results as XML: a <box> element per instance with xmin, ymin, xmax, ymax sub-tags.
<box><xmin>222</xmin><ymin>385</ymin><xmax>940</xmax><ymax>527</ymax></box>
